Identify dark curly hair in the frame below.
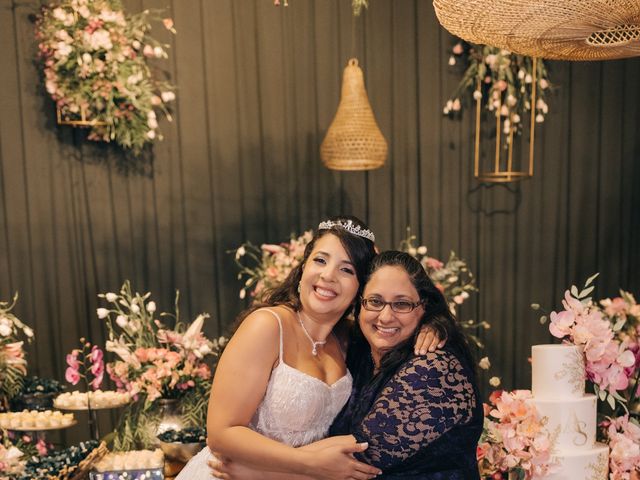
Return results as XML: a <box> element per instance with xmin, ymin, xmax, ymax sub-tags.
<box><xmin>348</xmin><ymin>250</ymin><xmax>475</xmax><ymax>388</ymax></box>
<box><xmin>237</xmin><ymin>215</ymin><xmax>376</xmax><ymax>326</ymax></box>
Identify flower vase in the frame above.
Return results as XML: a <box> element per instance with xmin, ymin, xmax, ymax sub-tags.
<box><xmin>156</xmin><ymin>398</ymin><xmax>184</xmax><ymax>438</ymax></box>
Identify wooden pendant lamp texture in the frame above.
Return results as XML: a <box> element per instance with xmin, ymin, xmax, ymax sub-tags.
<box><xmin>321</xmin><ymin>58</ymin><xmax>388</xmax><ymax>171</ymax></box>
<box><xmin>433</xmin><ymin>0</ymin><xmax>640</xmax><ymax>61</ymax></box>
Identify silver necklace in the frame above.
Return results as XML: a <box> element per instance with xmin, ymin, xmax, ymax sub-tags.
<box><xmin>297</xmin><ymin>311</ymin><xmax>326</xmax><ymax>356</ymax></box>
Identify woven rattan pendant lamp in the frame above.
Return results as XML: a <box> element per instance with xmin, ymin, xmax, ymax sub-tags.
<box><xmin>321</xmin><ymin>58</ymin><xmax>388</xmax><ymax>171</ymax></box>
<box><xmin>433</xmin><ymin>0</ymin><xmax>640</xmax><ymax>61</ymax></box>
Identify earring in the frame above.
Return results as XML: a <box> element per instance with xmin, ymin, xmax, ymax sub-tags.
<box><xmin>297</xmin><ymin>283</ymin><xmax>301</xmax><ymax>294</ymax></box>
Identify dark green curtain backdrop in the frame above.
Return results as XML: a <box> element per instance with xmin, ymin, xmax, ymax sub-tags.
<box><xmin>1</xmin><ymin>0</ymin><xmax>639</xmax><ymax>442</ymax></box>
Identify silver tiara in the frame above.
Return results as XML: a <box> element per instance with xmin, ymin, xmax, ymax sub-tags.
<box><xmin>318</xmin><ymin>219</ymin><xmax>375</xmax><ymax>242</ymax></box>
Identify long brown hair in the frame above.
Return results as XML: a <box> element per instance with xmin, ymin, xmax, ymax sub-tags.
<box><xmin>236</xmin><ymin>215</ymin><xmax>376</xmax><ymax>326</ymax></box>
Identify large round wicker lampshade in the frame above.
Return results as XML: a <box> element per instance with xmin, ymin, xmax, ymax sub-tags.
<box><xmin>433</xmin><ymin>0</ymin><xmax>640</xmax><ymax>61</ymax></box>
<box><xmin>321</xmin><ymin>58</ymin><xmax>388</xmax><ymax>171</ymax></box>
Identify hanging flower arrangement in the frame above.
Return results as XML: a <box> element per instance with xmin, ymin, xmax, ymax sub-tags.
<box><xmin>274</xmin><ymin>0</ymin><xmax>369</xmax><ymax>15</ymax></box>
<box><xmin>35</xmin><ymin>0</ymin><xmax>176</xmax><ymax>153</ymax></box>
<box><xmin>444</xmin><ymin>41</ymin><xmax>551</xmax><ymax>134</ymax></box>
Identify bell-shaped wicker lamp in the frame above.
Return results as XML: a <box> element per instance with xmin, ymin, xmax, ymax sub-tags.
<box><xmin>433</xmin><ymin>0</ymin><xmax>640</xmax><ymax>61</ymax></box>
<box><xmin>321</xmin><ymin>58</ymin><xmax>388</xmax><ymax>171</ymax></box>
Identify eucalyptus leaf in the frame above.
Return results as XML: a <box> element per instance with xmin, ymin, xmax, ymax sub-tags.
<box><xmin>578</xmin><ymin>286</ymin><xmax>594</xmax><ymax>299</ymax></box>
<box><xmin>585</xmin><ymin>272</ymin><xmax>600</xmax><ymax>287</ymax></box>
<box><xmin>613</xmin><ymin>317</ymin><xmax>627</xmax><ymax>331</ymax></box>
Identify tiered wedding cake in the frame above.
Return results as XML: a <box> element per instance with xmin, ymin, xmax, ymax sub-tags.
<box><xmin>530</xmin><ymin>344</ymin><xmax>609</xmax><ymax>479</ymax></box>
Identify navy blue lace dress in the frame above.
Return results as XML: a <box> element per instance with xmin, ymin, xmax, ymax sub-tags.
<box><xmin>329</xmin><ymin>345</ymin><xmax>483</xmax><ymax>479</ymax></box>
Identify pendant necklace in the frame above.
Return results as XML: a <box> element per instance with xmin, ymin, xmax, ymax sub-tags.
<box><xmin>297</xmin><ymin>311</ymin><xmax>326</xmax><ymax>356</ymax></box>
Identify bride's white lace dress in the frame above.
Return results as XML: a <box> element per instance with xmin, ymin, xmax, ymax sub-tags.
<box><xmin>176</xmin><ymin>309</ymin><xmax>353</xmax><ymax>479</ymax></box>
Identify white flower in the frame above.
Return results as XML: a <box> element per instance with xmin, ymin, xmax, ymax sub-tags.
<box><xmin>479</xmin><ymin>357</ymin><xmax>491</xmax><ymax>369</ymax></box>
<box><xmin>54</xmin><ymin>41</ymin><xmax>73</xmax><ymax>59</ymax></box>
<box><xmin>84</xmin><ymin>30</ymin><xmax>113</xmax><ymax>51</ymax></box>
<box><xmin>153</xmin><ymin>46</ymin><xmax>165</xmax><ymax>58</ymax></box>
<box><xmin>130</xmin><ymin>304</ymin><xmax>140</xmax><ymax>314</ymax></box>
<box><xmin>151</xmin><ymin>95</ymin><xmax>162</xmax><ymax>106</ymax></box>
<box><xmin>518</xmin><ymin>69</ymin><xmax>526</xmax><ymax>79</ymax></box>
<box><xmin>512</xmin><ymin>114</ymin><xmax>521</xmax><ymax>124</ymax></box>
<box><xmin>132</xmin><ymin>40</ymin><xmax>141</xmax><ymax>50</ymax></box>
<box><xmin>160</xmin><ymin>91</ymin><xmax>175</xmax><ymax>103</ymax></box>
<box><xmin>96</xmin><ymin>308</ymin><xmax>109</xmax><ymax>319</ymax></box>
<box><xmin>115</xmin><ymin>315</ymin><xmax>128</xmax><ymax>328</ymax></box>
<box><xmin>147</xmin><ymin>301</ymin><xmax>156</xmax><ymax>313</ymax></box>
<box><xmin>539</xmin><ymin>78</ymin><xmax>549</xmax><ymax>89</ymax></box>
<box><xmin>0</xmin><ymin>320</ymin><xmax>12</xmax><ymax>337</ymax></box>
<box><xmin>535</xmin><ymin>114</ymin><xmax>545</xmax><ymax>123</ymax></box>
<box><xmin>235</xmin><ymin>246</ymin><xmax>246</xmax><ymax>259</ymax></box>
<box><xmin>239</xmin><ymin>289</ymin><xmax>246</xmax><ymax>299</ymax></box>
<box><xmin>489</xmin><ymin>376</ymin><xmax>501</xmax><ymax>387</ymax></box>
<box><xmin>417</xmin><ymin>246</ymin><xmax>427</xmax><ymax>255</ymax></box>
<box><xmin>23</xmin><ymin>326</ymin><xmax>34</xmax><ymax>338</ymax></box>
<box><xmin>147</xmin><ymin>130</ymin><xmax>156</xmax><ymax>139</ymax></box>
<box><xmin>147</xmin><ymin>116</ymin><xmax>158</xmax><ymax>129</ymax></box>
<box><xmin>448</xmin><ymin>55</ymin><xmax>456</xmax><ymax>66</ymax></box>
<box><xmin>184</xmin><ymin>314</ymin><xmax>208</xmax><ymax>342</ymax></box>
<box><xmin>78</xmin><ymin>5</ymin><xmax>90</xmax><ymax>18</ymax></box>
<box><xmin>525</xmin><ymin>73</ymin><xmax>532</xmax><ymax>84</ymax></box>
<box><xmin>105</xmin><ymin>292</ymin><xmax>117</xmax><ymax>302</ymax></box>
<box><xmin>82</xmin><ymin>53</ymin><xmax>92</xmax><ymax>64</ymax></box>
<box><xmin>472</xmin><ymin>90</ymin><xmax>482</xmax><ymax>101</ymax></box>
<box><xmin>52</xmin><ymin>7</ymin><xmax>67</xmax><ymax>21</ymax></box>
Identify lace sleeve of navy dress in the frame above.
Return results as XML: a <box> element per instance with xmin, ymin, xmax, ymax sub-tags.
<box><xmin>330</xmin><ymin>346</ymin><xmax>483</xmax><ymax>479</ymax></box>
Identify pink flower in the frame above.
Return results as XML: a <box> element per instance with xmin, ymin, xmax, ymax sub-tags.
<box><xmin>549</xmin><ymin>310</ymin><xmax>575</xmax><ymax>338</ymax></box>
<box><xmin>66</xmin><ymin>349</ymin><xmax>81</xmax><ymax>369</ymax></box>
<box><xmin>65</xmin><ymin>366</ymin><xmax>80</xmax><ymax>385</ymax></box>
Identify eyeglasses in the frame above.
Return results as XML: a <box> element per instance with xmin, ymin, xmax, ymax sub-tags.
<box><xmin>361</xmin><ymin>297</ymin><xmax>423</xmax><ymax>314</ymax></box>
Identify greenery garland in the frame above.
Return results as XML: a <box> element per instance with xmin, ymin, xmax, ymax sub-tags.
<box><xmin>35</xmin><ymin>0</ymin><xmax>176</xmax><ymax>153</ymax></box>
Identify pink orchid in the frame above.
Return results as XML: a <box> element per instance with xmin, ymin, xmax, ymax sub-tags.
<box><xmin>549</xmin><ymin>310</ymin><xmax>575</xmax><ymax>338</ymax></box>
<box><xmin>66</xmin><ymin>349</ymin><xmax>81</xmax><ymax>369</ymax></box>
<box><xmin>65</xmin><ymin>366</ymin><xmax>80</xmax><ymax>385</ymax></box>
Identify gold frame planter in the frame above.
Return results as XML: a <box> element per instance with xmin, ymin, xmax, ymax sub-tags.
<box><xmin>473</xmin><ymin>59</ymin><xmax>538</xmax><ymax>183</ymax></box>
<box><xmin>56</xmin><ymin>105</ymin><xmax>107</xmax><ymax>127</ymax></box>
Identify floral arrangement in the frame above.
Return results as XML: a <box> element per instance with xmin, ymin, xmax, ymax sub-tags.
<box><xmin>538</xmin><ymin>275</ymin><xmax>637</xmax><ymax>412</ymax></box>
<box><xmin>65</xmin><ymin>339</ymin><xmax>105</xmax><ymax>392</ymax></box>
<box><xmin>536</xmin><ymin>276</ymin><xmax>640</xmax><ymax>477</ymax></box>
<box><xmin>477</xmin><ymin>390</ymin><xmax>556</xmax><ymax>479</ymax></box>
<box><xmin>444</xmin><ymin>41</ymin><xmax>551</xmax><ymax>135</ymax></box>
<box><xmin>602</xmin><ymin>415</ymin><xmax>640</xmax><ymax>480</ymax></box>
<box><xmin>233</xmin><ymin>230</ymin><xmax>313</xmax><ymax>301</ymax></box>
<box><xmin>96</xmin><ymin>281</ymin><xmax>226</xmax><ymax>449</ymax></box>
<box><xmin>0</xmin><ymin>440</ymin><xmax>25</xmax><ymax>478</ymax></box>
<box><xmin>0</xmin><ymin>294</ymin><xmax>34</xmax><ymax>407</ymax></box>
<box><xmin>35</xmin><ymin>0</ymin><xmax>176</xmax><ymax>153</ymax></box>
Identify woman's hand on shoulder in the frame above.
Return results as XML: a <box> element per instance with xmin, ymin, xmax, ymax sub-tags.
<box><xmin>414</xmin><ymin>324</ymin><xmax>446</xmax><ymax>355</ymax></box>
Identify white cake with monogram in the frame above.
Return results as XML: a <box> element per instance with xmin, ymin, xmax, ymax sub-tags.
<box><xmin>530</xmin><ymin>344</ymin><xmax>609</xmax><ymax>480</ymax></box>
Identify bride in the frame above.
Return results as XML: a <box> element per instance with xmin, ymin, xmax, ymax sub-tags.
<box><xmin>177</xmin><ymin>216</ymin><xmax>439</xmax><ymax>479</ymax></box>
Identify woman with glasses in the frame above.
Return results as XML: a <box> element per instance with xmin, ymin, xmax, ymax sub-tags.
<box><xmin>211</xmin><ymin>250</ymin><xmax>481</xmax><ymax>479</ymax></box>
<box><xmin>330</xmin><ymin>250</ymin><xmax>483</xmax><ymax>479</ymax></box>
